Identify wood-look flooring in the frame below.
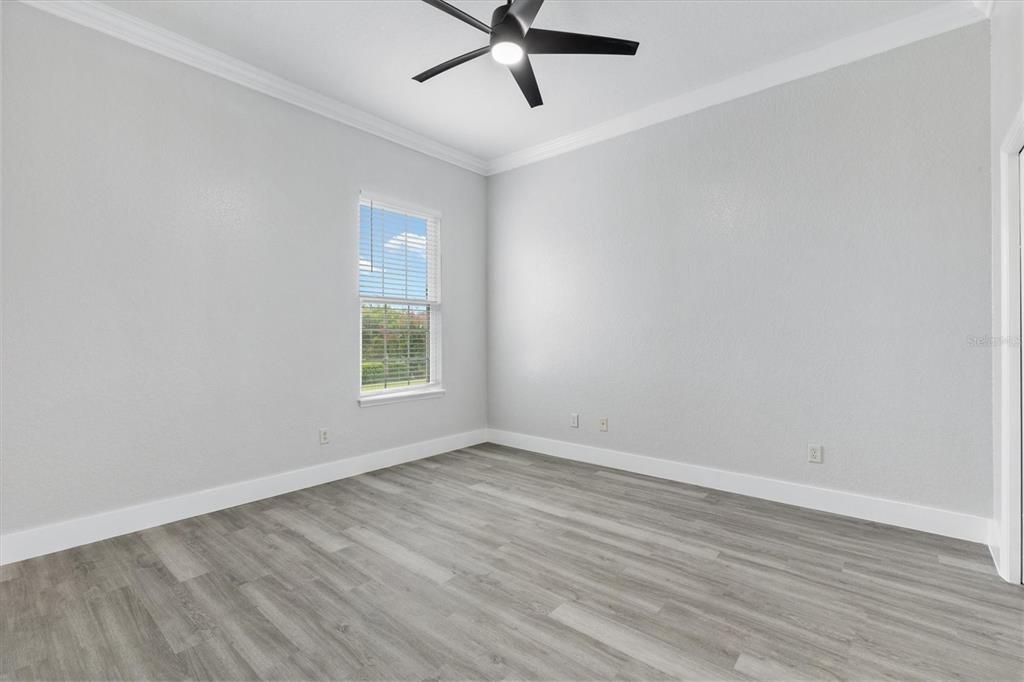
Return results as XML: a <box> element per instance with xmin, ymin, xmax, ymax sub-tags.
<box><xmin>1</xmin><ymin>444</ymin><xmax>1022</xmax><ymax>681</ymax></box>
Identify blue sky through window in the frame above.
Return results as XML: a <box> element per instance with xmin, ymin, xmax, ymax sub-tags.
<box><xmin>359</xmin><ymin>204</ymin><xmax>429</xmax><ymax>300</ymax></box>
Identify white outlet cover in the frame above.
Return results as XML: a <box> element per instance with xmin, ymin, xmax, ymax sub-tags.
<box><xmin>570</xmin><ymin>413</ymin><xmax>579</xmax><ymax>428</ymax></box>
<box><xmin>807</xmin><ymin>444</ymin><xmax>823</xmax><ymax>463</ymax></box>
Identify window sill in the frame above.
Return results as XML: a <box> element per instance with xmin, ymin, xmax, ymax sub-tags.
<box><xmin>358</xmin><ymin>386</ymin><xmax>446</xmax><ymax>407</ymax></box>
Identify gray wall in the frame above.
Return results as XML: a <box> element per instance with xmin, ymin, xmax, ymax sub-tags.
<box><xmin>487</xmin><ymin>24</ymin><xmax>992</xmax><ymax>515</ymax></box>
<box><xmin>1</xmin><ymin>3</ymin><xmax>488</xmax><ymax>533</ymax></box>
<box><xmin>0</xmin><ymin>3</ymin><xmax>997</xmax><ymax>532</ymax></box>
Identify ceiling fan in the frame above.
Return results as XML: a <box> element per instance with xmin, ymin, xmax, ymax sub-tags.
<box><xmin>413</xmin><ymin>0</ymin><xmax>639</xmax><ymax>108</ymax></box>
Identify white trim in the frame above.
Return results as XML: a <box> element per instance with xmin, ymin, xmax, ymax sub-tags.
<box><xmin>358</xmin><ymin>191</ymin><xmax>443</xmax><ymax>222</ymax></box>
<box><xmin>1</xmin><ymin>426</ymin><xmax>994</xmax><ymax>565</ymax></box>
<box><xmin>988</xmin><ymin>530</ymin><xmax>1000</xmax><ymax>569</ymax></box>
<box><xmin>973</xmin><ymin>1</ymin><xmax>996</xmax><ymax>19</ymax></box>
<box><xmin>18</xmin><ymin>1</ymin><xmax>989</xmax><ymax>177</ymax></box>
<box><xmin>992</xmin><ymin>102</ymin><xmax>1024</xmax><ymax>584</ymax></box>
<box><xmin>357</xmin><ymin>193</ymin><xmax>443</xmax><ymax>400</ymax></box>
<box><xmin>487</xmin><ymin>430</ymin><xmax>992</xmax><ymax>544</ymax></box>
<box><xmin>18</xmin><ymin>0</ymin><xmax>489</xmax><ymax>175</ymax></box>
<box><xmin>358</xmin><ymin>385</ymin><xmax>446</xmax><ymax>407</ymax></box>
<box><xmin>0</xmin><ymin>429</ymin><xmax>487</xmax><ymax>565</ymax></box>
<box><xmin>486</xmin><ymin>1</ymin><xmax>988</xmax><ymax>175</ymax></box>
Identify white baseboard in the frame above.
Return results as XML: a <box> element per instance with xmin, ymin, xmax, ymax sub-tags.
<box><xmin>988</xmin><ymin>520</ymin><xmax>1023</xmax><ymax>584</ymax></box>
<box><xmin>1</xmin><ymin>427</ymin><xmax>995</xmax><ymax>565</ymax></box>
<box><xmin>0</xmin><ymin>429</ymin><xmax>488</xmax><ymax>565</ymax></box>
<box><xmin>487</xmin><ymin>429</ymin><xmax>992</xmax><ymax>544</ymax></box>
<box><xmin>988</xmin><ymin>530</ymin><xmax>1003</xmax><ymax>578</ymax></box>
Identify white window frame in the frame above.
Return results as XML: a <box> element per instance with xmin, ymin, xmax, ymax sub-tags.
<box><xmin>357</xmin><ymin>192</ymin><xmax>444</xmax><ymax>407</ymax></box>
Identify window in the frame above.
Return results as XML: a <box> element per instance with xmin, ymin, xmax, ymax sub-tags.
<box><xmin>358</xmin><ymin>195</ymin><xmax>442</xmax><ymax>404</ymax></box>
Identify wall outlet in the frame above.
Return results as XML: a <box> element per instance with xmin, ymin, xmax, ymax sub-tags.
<box><xmin>807</xmin><ymin>444</ymin><xmax>823</xmax><ymax>463</ymax></box>
<box><xmin>599</xmin><ymin>418</ymin><xmax>609</xmax><ymax>432</ymax></box>
<box><xmin>319</xmin><ymin>428</ymin><xmax>330</xmax><ymax>445</ymax></box>
<box><xmin>569</xmin><ymin>413</ymin><xmax>580</xmax><ymax>428</ymax></box>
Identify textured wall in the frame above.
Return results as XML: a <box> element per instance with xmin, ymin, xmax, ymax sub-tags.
<box><xmin>487</xmin><ymin>24</ymin><xmax>992</xmax><ymax>515</ymax></box>
<box><xmin>1</xmin><ymin>3</ymin><xmax>487</xmax><ymax>533</ymax></box>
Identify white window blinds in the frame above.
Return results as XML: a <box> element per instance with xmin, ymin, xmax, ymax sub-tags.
<box><xmin>359</xmin><ymin>197</ymin><xmax>440</xmax><ymax>394</ymax></box>
<box><xmin>359</xmin><ymin>198</ymin><xmax>439</xmax><ymax>303</ymax></box>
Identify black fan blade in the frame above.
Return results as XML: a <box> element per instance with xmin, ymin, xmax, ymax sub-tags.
<box><xmin>413</xmin><ymin>46</ymin><xmax>490</xmax><ymax>82</ymax></box>
<box><xmin>525</xmin><ymin>28</ymin><xmax>639</xmax><ymax>55</ymax></box>
<box><xmin>508</xmin><ymin>0</ymin><xmax>545</xmax><ymax>31</ymax></box>
<box><xmin>420</xmin><ymin>0</ymin><xmax>491</xmax><ymax>34</ymax></box>
<box><xmin>509</xmin><ymin>55</ymin><xmax>543</xmax><ymax>108</ymax></box>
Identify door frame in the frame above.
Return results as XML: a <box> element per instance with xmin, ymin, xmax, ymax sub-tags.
<box><xmin>994</xmin><ymin>101</ymin><xmax>1024</xmax><ymax>584</ymax></box>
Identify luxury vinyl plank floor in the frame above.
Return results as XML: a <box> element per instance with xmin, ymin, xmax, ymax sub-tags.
<box><xmin>1</xmin><ymin>444</ymin><xmax>1021</xmax><ymax>681</ymax></box>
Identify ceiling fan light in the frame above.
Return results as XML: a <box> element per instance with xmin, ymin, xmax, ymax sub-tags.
<box><xmin>491</xmin><ymin>41</ymin><xmax>524</xmax><ymax>65</ymax></box>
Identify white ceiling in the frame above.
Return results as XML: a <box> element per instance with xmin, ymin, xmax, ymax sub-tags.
<box><xmin>101</xmin><ymin>0</ymin><xmax>951</xmax><ymax>161</ymax></box>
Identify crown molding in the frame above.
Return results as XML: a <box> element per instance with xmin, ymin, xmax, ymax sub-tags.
<box><xmin>19</xmin><ymin>0</ymin><xmax>489</xmax><ymax>175</ymax></box>
<box><xmin>972</xmin><ymin>1</ymin><xmax>995</xmax><ymax>18</ymax></box>
<box><xmin>18</xmin><ymin>1</ymin><xmax>989</xmax><ymax>178</ymax></box>
<box><xmin>486</xmin><ymin>1</ymin><xmax>989</xmax><ymax>175</ymax></box>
